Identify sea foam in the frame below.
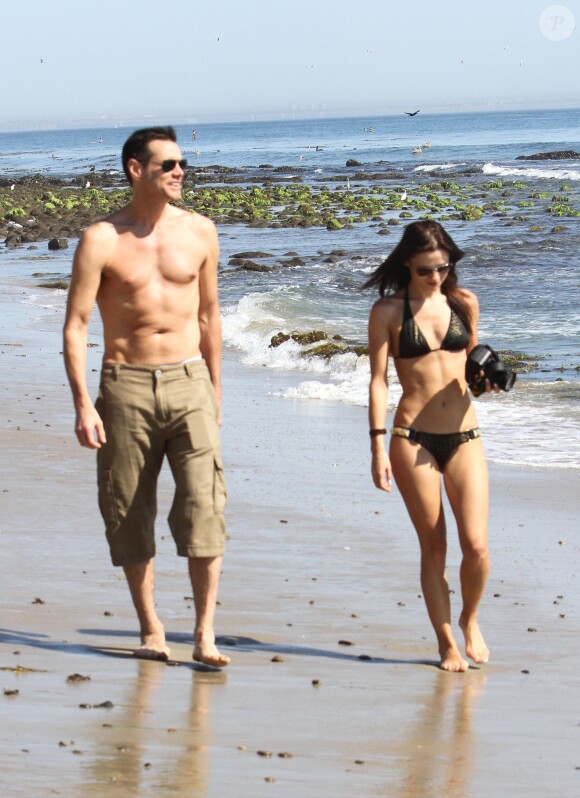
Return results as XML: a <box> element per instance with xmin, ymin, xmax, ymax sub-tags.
<box><xmin>482</xmin><ymin>162</ymin><xmax>580</xmax><ymax>181</ymax></box>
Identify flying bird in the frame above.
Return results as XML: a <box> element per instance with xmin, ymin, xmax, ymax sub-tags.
<box><xmin>404</xmin><ymin>110</ymin><xmax>420</xmax><ymax>116</ymax></box>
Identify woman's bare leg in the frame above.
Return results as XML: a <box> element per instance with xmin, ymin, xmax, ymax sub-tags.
<box><xmin>444</xmin><ymin>438</ymin><xmax>490</xmax><ymax>664</ymax></box>
<box><xmin>391</xmin><ymin>437</ymin><xmax>468</xmax><ymax>672</ymax></box>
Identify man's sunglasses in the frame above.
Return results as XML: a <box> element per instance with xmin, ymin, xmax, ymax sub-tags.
<box><xmin>415</xmin><ymin>264</ymin><xmax>451</xmax><ymax>277</ymax></box>
<box><xmin>156</xmin><ymin>158</ymin><xmax>188</xmax><ymax>172</ymax></box>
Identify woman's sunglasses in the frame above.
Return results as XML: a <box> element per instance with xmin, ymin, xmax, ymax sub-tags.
<box><xmin>415</xmin><ymin>263</ymin><xmax>451</xmax><ymax>277</ymax></box>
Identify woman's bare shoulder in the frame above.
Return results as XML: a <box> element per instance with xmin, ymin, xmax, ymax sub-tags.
<box><xmin>457</xmin><ymin>287</ymin><xmax>479</xmax><ymax>309</ymax></box>
<box><xmin>370</xmin><ymin>292</ymin><xmax>404</xmax><ymax>319</ymax></box>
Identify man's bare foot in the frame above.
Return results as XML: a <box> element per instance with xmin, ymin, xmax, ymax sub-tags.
<box><xmin>193</xmin><ymin>632</ymin><xmax>230</xmax><ymax>668</ymax></box>
<box><xmin>440</xmin><ymin>645</ymin><xmax>469</xmax><ymax>672</ymax></box>
<box><xmin>133</xmin><ymin>634</ymin><xmax>171</xmax><ymax>662</ymax></box>
<box><xmin>460</xmin><ymin>615</ymin><xmax>489</xmax><ymax>664</ymax></box>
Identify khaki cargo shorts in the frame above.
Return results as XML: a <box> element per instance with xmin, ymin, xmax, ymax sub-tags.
<box><xmin>95</xmin><ymin>360</ymin><xmax>227</xmax><ymax>567</ymax></box>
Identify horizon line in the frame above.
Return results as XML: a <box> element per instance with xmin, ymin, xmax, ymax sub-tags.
<box><xmin>1</xmin><ymin>100</ymin><xmax>579</xmax><ymax>134</ymax></box>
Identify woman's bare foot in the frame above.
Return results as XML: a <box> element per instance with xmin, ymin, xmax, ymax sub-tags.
<box><xmin>133</xmin><ymin>632</ymin><xmax>171</xmax><ymax>662</ymax></box>
<box><xmin>193</xmin><ymin>631</ymin><xmax>230</xmax><ymax>668</ymax></box>
<box><xmin>459</xmin><ymin>615</ymin><xmax>489</xmax><ymax>664</ymax></box>
<box><xmin>440</xmin><ymin>644</ymin><xmax>469</xmax><ymax>672</ymax></box>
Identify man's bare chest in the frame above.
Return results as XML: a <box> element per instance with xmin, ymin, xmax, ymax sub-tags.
<box><xmin>105</xmin><ymin>237</ymin><xmax>202</xmax><ymax>290</ymax></box>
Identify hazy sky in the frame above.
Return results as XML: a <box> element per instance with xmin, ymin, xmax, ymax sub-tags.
<box><xmin>1</xmin><ymin>0</ymin><xmax>578</xmax><ymax>129</ymax></box>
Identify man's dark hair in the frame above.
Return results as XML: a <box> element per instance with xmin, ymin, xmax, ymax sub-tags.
<box><xmin>121</xmin><ymin>126</ymin><xmax>177</xmax><ymax>182</ymax></box>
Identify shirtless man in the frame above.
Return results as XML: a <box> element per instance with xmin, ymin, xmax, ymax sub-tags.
<box><xmin>63</xmin><ymin>126</ymin><xmax>230</xmax><ymax>667</ymax></box>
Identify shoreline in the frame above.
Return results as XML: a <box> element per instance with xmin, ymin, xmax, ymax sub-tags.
<box><xmin>1</xmin><ymin>283</ymin><xmax>579</xmax><ymax>796</ymax></box>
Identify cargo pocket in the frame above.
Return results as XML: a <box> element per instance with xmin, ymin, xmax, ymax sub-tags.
<box><xmin>97</xmin><ymin>467</ymin><xmax>120</xmax><ymax>532</ymax></box>
<box><xmin>213</xmin><ymin>456</ymin><xmax>227</xmax><ymax>514</ymax></box>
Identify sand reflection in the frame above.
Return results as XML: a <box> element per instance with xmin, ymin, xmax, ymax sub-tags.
<box><xmin>80</xmin><ymin>661</ymin><xmax>225</xmax><ymax>796</ymax></box>
<box><xmin>395</xmin><ymin>670</ymin><xmax>486</xmax><ymax>797</ymax></box>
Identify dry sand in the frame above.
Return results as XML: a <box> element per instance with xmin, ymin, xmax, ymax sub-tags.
<box><xmin>1</xmin><ymin>280</ymin><xmax>579</xmax><ymax>797</ymax></box>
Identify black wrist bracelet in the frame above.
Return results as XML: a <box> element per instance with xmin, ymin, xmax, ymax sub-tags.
<box><xmin>369</xmin><ymin>428</ymin><xmax>387</xmax><ymax>438</ymax></box>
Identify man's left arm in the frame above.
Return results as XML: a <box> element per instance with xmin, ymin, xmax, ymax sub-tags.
<box><xmin>197</xmin><ymin>219</ymin><xmax>223</xmax><ymax>419</ymax></box>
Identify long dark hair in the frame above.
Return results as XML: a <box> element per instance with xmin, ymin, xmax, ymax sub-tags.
<box><xmin>364</xmin><ymin>221</ymin><xmax>472</xmax><ymax>331</ymax></box>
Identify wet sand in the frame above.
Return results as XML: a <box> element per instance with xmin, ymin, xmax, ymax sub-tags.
<box><xmin>1</xmin><ymin>282</ymin><xmax>579</xmax><ymax>797</ymax></box>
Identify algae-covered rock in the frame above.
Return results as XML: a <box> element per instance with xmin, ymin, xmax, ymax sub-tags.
<box><xmin>37</xmin><ymin>280</ymin><xmax>69</xmax><ymax>289</ymax></box>
<box><xmin>270</xmin><ymin>332</ymin><xmax>291</xmax><ymax>348</ymax></box>
<box><xmin>459</xmin><ymin>205</ymin><xmax>483</xmax><ymax>221</ymax></box>
<box><xmin>269</xmin><ymin>330</ymin><xmax>329</xmax><ymax>348</ymax></box>
<box><xmin>302</xmin><ymin>342</ymin><xmax>345</xmax><ymax>359</ymax></box>
<box><xmin>292</xmin><ymin>331</ymin><xmax>328</xmax><ymax>345</ymax></box>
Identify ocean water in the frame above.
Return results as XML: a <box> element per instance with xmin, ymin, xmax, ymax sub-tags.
<box><xmin>1</xmin><ymin>109</ymin><xmax>579</xmax><ymax>469</ymax></box>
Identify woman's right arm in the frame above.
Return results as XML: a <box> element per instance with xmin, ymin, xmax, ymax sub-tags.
<box><xmin>368</xmin><ymin>300</ymin><xmax>392</xmax><ymax>492</ymax></box>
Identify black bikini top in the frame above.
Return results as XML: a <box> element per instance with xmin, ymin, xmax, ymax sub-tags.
<box><xmin>396</xmin><ymin>289</ymin><xmax>470</xmax><ymax>359</ymax></box>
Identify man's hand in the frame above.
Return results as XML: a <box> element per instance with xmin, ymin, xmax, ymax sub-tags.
<box><xmin>75</xmin><ymin>404</ymin><xmax>107</xmax><ymax>449</ymax></box>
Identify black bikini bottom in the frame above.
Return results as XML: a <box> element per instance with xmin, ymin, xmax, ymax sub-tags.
<box><xmin>391</xmin><ymin>426</ymin><xmax>481</xmax><ymax>471</ymax></box>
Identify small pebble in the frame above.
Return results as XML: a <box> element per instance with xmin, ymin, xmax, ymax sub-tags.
<box><xmin>257</xmin><ymin>750</ymin><xmax>272</xmax><ymax>757</ymax></box>
<box><xmin>312</xmin><ymin>679</ymin><xmax>320</xmax><ymax>687</ymax></box>
<box><xmin>521</xmin><ymin>669</ymin><xmax>530</xmax><ymax>674</ymax></box>
<box><xmin>264</xmin><ymin>777</ymin><xmax>276</xmax><ymax>783</ymax></box>
<box><xmin>338</xmin><ymin>640</ymin><xmax>353</xmax><ymax>646</ymax></box>
<box><xmin>271</xmin><ymin>656</ymin><xmax>284</xmax><ymax>663</ymax></box>
<box><xmin>527</xmin><ymin>627</ymin><xmax>538</xmax><ymax>633</ymax></box>
<box><xmin>278</xmin><ymin>752</ymin><xmax>293</xmax><ymax>758</ymax></box>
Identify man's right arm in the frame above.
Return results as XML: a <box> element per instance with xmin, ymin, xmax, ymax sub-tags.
<box><xmin>63</xmin><ymin>224</ymin><xmax>109</xmax><ymax>448</ymax></box>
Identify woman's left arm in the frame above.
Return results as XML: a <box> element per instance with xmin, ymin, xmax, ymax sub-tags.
<box><xmin>464</xmin><ymin>290</ymin><xmax>499</xmax><ymax>394</ymax></box>
<box><xmin>463</xmin><ymin>289</ymin><xmax>480</xmax><ymax>355</ymax></box>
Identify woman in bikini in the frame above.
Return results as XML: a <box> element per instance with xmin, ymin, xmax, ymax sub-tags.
<box><xmin>365</xmin><ymin>220</ymin><xmax>490</xmax><ymax>672</ymax></box>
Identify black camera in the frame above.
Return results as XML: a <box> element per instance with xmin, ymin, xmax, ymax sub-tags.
<box><xmin>465</xmin><ymin>344</ymin><xmax>516</xmax><ymax>397</ymax></box>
